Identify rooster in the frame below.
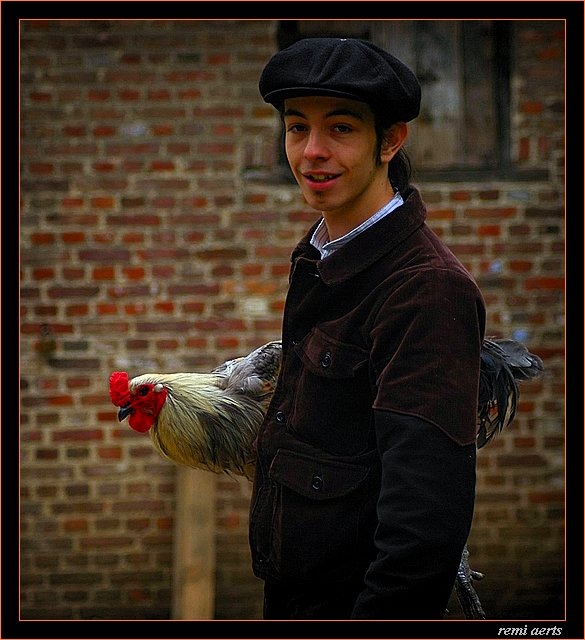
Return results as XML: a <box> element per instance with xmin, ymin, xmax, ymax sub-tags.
<box><xmin>109</xmin><ymin>337</ymin><xmax>544</xmax><ymax>619</ymax></box>
<box><xmin>110</xmin><ymin>340</ymin><xmax>282</xmax><ymax>481</ymax></box>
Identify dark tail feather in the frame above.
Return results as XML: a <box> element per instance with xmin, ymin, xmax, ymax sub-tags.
<box><xmin>477</xmin><ymin>338</ymin><xmax>544</xmax><ymax>449</ymax></box>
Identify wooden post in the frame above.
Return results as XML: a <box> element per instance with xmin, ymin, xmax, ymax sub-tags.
<box><xmin>172</xmin><ymin>466</ymin><xmax>217</xmax><ymax>619</ymax></box>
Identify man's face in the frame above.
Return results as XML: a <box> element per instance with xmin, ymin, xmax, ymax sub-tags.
<box><xmin>283</xmin><ymin>95</ymin><xmax>393</xmax><ymax>223</ymax></box>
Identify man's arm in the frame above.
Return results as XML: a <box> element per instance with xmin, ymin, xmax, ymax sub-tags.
<box><xmin>351</xmin><ymin>411</ymin><xmax>476</xmax><ymax>619</ymax></box>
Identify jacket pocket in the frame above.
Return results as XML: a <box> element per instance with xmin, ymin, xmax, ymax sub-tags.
<box><xmin>295</xmin><ymin>326</ymin><xmax>368</xmax><ymax>379</ymax></box>
<box><xmin>291</xmin><ymin>328</ymin><xmax>373</xmax><ymax>454</ymax></box>
<box><xmin>266</xmin><ymin>448</ymin><xmax>376</xmax><ymax>583</ymax></box>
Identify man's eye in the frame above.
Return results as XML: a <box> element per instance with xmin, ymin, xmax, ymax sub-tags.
<box><xmin>286</xmin><ymin>124</ymin><xmax>306</xmax><ymax>133</ymax></box>
<box><xmin>333</xmin><ymin>124</ymin><xmax>352</xmax><ymax>133</ymax></box>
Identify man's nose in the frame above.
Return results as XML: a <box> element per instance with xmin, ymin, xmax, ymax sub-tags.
<box><xmin>304</xmin><ymin>130</ymin><xmax>330</xmax><ymax>160</ymax></box>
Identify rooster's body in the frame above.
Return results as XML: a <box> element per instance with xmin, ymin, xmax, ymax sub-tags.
<box><xmin>109</xmin><ymin>336</ymin><xmax>543</xmax><ymax>619</ymax></box>
<box><xmin>111</xmin><ymin>341</ymin><xmax>281</xmax><ymax>480</ymax></box>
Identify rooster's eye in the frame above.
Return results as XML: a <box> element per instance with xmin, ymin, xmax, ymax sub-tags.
<box><xmin>138</xmin><ymin>386</ymin><xmax>150</xmax><ymax>396</ymax></box>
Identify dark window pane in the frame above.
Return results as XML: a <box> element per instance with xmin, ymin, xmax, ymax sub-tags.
<box><xmin>373</xmin><ymin>21</ymin><xmax>498</xmax><ymax>170</ymax></box>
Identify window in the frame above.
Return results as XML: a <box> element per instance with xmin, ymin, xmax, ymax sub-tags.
<box><xmin>374</xmin><ymin>21</ymin><xmax>502</xmax><ymax>172</ymax></box>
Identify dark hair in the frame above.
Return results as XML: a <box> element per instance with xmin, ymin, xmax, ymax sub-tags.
<box><xmin>389</xmin><ymin>149</ymin><xmax>413</xmax><ymax>194</ymax></box>
<box><xmin>374</xmin><ymin>114</ymin><xmax>413</xmax><ymax>194</ymax></box>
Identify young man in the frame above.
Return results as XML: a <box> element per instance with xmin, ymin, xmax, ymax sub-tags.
<box><xmin>249</xmin><ymin>37</ymin><xmax>486</xmax><ymax>620</ymax></box>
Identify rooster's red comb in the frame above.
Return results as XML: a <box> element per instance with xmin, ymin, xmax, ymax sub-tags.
<box><xmin>109</xmin><ymin>371</ymin><xmax>131</xmax><ymax>407</ymax></box>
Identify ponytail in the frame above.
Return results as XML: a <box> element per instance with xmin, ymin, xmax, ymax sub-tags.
<box><xmin>374</xmin><ymin>114</ymin><xmax>413</xmax><ymax>193</ymax></box>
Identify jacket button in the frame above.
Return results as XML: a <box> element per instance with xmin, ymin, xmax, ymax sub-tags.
<box><xmin>320</xmin><ymin>352</ymin><xmax>332</xmax><ymax>368</ymax></box>
<box><xmin>275</xmin><ymin>411</ymin><xmax>285</xmax><ymax>423</ymax></box>
<box><xmin>311</xmin><ymin>475</ymin><xmax>323</xmax><ymax>491</ymax></box>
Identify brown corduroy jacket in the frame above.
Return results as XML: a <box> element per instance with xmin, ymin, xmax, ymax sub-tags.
<box><xmin>249</xmin><ymin>186</ymin><xmax>486</xmax><ymax>619</ymax></box>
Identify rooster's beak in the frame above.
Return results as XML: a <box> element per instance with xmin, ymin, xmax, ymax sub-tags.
<box><xmin>118</xmin><ymin>404</ymin><xmax>133</xmax><ymax>422</ymax></box>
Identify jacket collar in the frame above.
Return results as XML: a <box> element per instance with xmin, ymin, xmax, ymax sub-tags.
<box><xmin>291</xmin><ymin>186</ymin><xmax>427</xmax><ymax>286</ymax></box>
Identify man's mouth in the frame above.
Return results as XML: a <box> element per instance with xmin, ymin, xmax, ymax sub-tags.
<box><xmin>304</xmin><ymin>173</ymin><xmax>338</xmax><ymax>183</ymax></box>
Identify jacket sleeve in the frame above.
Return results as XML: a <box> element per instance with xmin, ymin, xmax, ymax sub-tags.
<box><xmin>351</xmin><ymin>410</ymin><xmax>476</xmax><ymax>619</ymax></box>
<box><xmin>370</xmin><ymin>268</ymin><xmax>486</xmax><ymax>446</ymax></box>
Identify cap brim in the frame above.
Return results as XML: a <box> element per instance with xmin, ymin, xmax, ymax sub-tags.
<box><xmin>263</xmin><ymin>86</ymin><xmax>368</xmax><ymax>108</ymax></box>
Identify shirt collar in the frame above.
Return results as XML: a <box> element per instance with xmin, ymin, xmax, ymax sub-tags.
<box><xmin>310</xmin><ymin>191</ymin><xmax>404</xmax><ymax>258</ymax></box>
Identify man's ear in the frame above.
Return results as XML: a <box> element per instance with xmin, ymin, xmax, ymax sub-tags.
<box><xmin>380</xmin><ymin>123</ymin><xmax>408</xmax><ymax>161</ymax></box>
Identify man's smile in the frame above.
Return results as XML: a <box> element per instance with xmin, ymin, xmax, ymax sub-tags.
<box><xmin>304</xmin><ymin>173</ymin><xmax>339</xmax><ymax>182</ymax></box>
<box><xmin>301</xmin><ymin>171</ymin><xmax>341</xmax><ymax>189</ymax></box>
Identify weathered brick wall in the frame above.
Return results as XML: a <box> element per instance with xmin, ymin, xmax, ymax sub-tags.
<box><xmin>460</xmin><ymin>22</ymin><xmax>565</xmax><ymax>619</ymax></box>
<box><xmin>19</xmin><ymin>19</ymin><xmax>564</xmax><ymax>620</ymax></box>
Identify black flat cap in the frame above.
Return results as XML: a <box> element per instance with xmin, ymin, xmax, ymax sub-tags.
<box><xmin>259</xmin><ymin>37</ymin><xmax>421</xmax><ymax>122</ymax></box>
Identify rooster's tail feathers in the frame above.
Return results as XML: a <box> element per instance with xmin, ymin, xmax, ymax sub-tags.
<box><xmin>476</xmin><ymin>338</ymin><xmax>544</xmax><ymax>449</ymax></box>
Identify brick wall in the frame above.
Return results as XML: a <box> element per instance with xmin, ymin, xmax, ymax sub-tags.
<box><xmin>19</xmin><ymin>19</ymin><xmax>564</xmax><ymax>620</ymax></box>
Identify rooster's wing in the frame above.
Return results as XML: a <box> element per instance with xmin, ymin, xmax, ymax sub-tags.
<box><xmin>212</xmin><ymin>340</ymin><xmax>282</xmax><ymax>404</ymax></box>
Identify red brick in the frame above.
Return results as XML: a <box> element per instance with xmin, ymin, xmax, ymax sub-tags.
<box><xmin>178</xmin><ymin>88</ymin><xmax>202</xmax><ymax>99</ymax></box>
<box><xmin>152</xmin><ymin>125</ymin><xmax>174</xmax><ymax>135</ymax></box>
<box><xmin>509</xmin><ymin>260</ymin><xmax>533</xmax><ymax>272</ymax></box>
<box><xmin>521</xmin><ymin>101</ymin><xmax>544</xmax><ymax>113</ymax></box>
<box><xmin>127</xmin><ymin>518</ymin><xmax>150</xmax><ymax>531</ymax></box>
<box><xmin>91</xmin><ymin>197</ymin><xmax>115</xmax><ymax>209</ymax></box>
<box><xmin>93</xmin><ymin>267</ymin><xmax>115</xmax><ymax>281</ymax></box>
<box><xmin>150</xmin><ymin>160</ymin><xmax>174</xmax><ymax>171</ymax></box>
<box><xmin>123</xmin><ymin>303</ymin><xmax>147</xmax><ymax>315</ymax></box>
<box><xmin>155</xmin><ymin>339</ymin><xmax>179</xmax><ymax>350</ymax></box>
<box><xmin>154</xmin><ymin>302</ymin><xmax>174</xmax><ymax>313</ymax></box>
<box><xmin>30</xmin><ymin>232</ymin><xmax>55</xmax><ymax>245</ymax></box>
<box><xmin>61</xmin><ymin>268</ymin><xmax>85</xmax><ymax>280</ymax></box>
<box><xmin>512</xmin><ymin>437</ymin><xmax>536</xmax><ymax>448</ymax></box>
<box><xmin>466</xmin><ymin>207</ymin><xmax>517</xmax><ymax>218</ymax></box>
<box><xmin>528</xmin><ymin>491</ymin><xmax>564</xmax><ymax>504</ymax></box>
<box><xmin>61</xmin><ymin>197</ymin><xmax>85</xmax><ymax>207</ymax></box>
<box><xmin>64</xmin><ymin>519</ymin><xmax>89</xmax><ymax>532</ymax></box>
<box><xmin>524</xmin><ymin>277</ymin><xmax>564</xmax><ymax>290</ymax></box>
<box><xmin>98</xmin><ymin>447</ymin><xmax>123</xmax><ymax>459</ymax></box>
<box><xmin>216</xmin><ymin>337</ymin><xmax>240</xmax><ymax>349</ymax></box>
<box><xmin>30</xmin><ymin>91</ymin><xmax>52</xmax><ymax>102</ymax></box>
<box><xmin>47</xmin><ymin>395</ymin><xmax>74</xmax><ymax>407</ymax></box>
<box><xmin>478</xmin><ymin>225</ymin><xmax>501</xmax><ymax>237</ymax></box>
<box><xmin>66</xmin><ymin>304</ymin><xmax>90</xmax><ymax>317</ymax></box>
<box><xmin>242</xmin><ymin>264</ymin><xmax>263</xmax><ymax>276</ymax></box>
<box><xmin>33</xmin><ymin>267</ymin><xmax>56</xmax><ymax>280</ymax></box>
<box><xmin>62</xmin><ymin>232</ymin><xmax>85</xmax><ymax>243</ymax></box>
<box><xmin>29</xmin><ymin>162</ymin><xmax>54</xmax><ymax>175</ymax></box>
<box><xmin>96</xmin><ymin>303</ymin><xmax>118</xmax><ymax>314</ymax></box>
<box><xmin>93</xmin><ymin>161</ymin><xmax>115</xmax><ymax>172</ymax></box>
<box><xmin>88</xmin><ymin>89</ymin><xmax>111</xmax><ymax>101</ymax></box>
<box><xmin>53</xmin><ymin>429</ymin><xmax>103</xmax><ymax>442</ymax></box>
<box><xmin>122</xmin><ymin>267</ymin><xmax>146</xmax><ymax>281</ymax></box>
<box><xmin>36</xmin><ymin>449</ymin><xmax>59</xmax><ymax>460</ymax></box>
<box><xmin>80</xmin><ymin>537</ymin><xmax>134</xmax><ymax>549</ymax></box>
<box><xmin>450</xmin><ymin>191</ymin><xmax>471</xmax><ymax>201</ymax></box>
<box><xmin>213</xmin><ymin>124</ymin><xmax>234</xmax><ymax>136</ymax></box>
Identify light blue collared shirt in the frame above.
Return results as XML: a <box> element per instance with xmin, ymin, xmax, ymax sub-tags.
<box><xmin>309</xmin><ymin>192</ymin><xmax>404</xmax><ymax>258</ymax></box>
